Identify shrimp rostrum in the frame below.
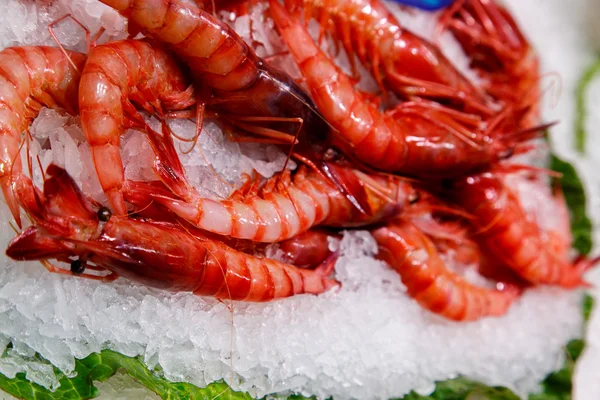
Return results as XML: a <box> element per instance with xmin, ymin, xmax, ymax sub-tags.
<box><xmin>6</xmin><ymin>165</ymin><xmax>338</xmax><ymax>301</ymax></box>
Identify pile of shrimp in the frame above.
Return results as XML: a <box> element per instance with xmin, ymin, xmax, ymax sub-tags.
<box><xmin>1</xmin><ymin>0</ymin><xmax>596</xmax><ymax>322</ymax></box>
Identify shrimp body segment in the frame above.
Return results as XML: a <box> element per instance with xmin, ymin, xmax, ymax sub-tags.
<box><xmin>449</xmin><ymin>173</ymin><xmax>591</xmax><ymax>288</ymax></box>
<box><xmin>372</xmin><ymin>218</ymin><xmax>519</xmax><ymax>321</ymax></box>
<box><xmin>268</xmin><ymin>0</ymin><xmax>518</xmax><ymax>177</ymax></box>
<box><xmin>79</xmin><ymin>39</ymin><xmax>195</xmax><ymax>215</ymax></box>
<box><xmin>7</xmin><ymin>165</ymin><xmax>338</xmax><ymax>302</ymax></box>
<box><xmin>0</xmin><ymin>46</ymin><xmax>85</xmax><ymax>227</ymax></box>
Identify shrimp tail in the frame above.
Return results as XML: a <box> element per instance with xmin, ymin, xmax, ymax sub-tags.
<box><xmin>144</xmin><ymin>121</ymin><xmax>194</xmax><ymax>200</ymax></box>
<box><xmin>42</xmin><ymin>164</ymin><xmax>98</xmax><ymax>223</ymax></box>
<box><xmin>561</xmin><ymin>255</ymin><xmax>600</xmax><ymax>289</ymax></box>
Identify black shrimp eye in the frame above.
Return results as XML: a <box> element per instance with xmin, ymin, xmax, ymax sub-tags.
<box><xmin>97</xmin><ymin>207</ymin><xmax>112</xmax><ymax>222</ymax></box>
<box><xmin>408</xmin><ymin>191</ymin><xmax>421</xmax><ymax>204</ymax></box>
<box><xmin>440</xmin><ymin>179</ymin><xmax>455</xmax><ymax>191</ymax></box>
<box><xmin>70</xmin><ymin>259</ymin><xmax>85</xmax><ymax>274</ymax></box>
<box><xmin>499</xmin><ymin>147</ymin><xmax>515</xmax><ymax>160</ymax></box>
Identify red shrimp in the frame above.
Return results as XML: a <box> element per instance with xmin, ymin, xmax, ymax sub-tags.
<box><xmin>0</xmin><ymin>46</ymin><xmax>86</xmax><ymax>228</ymax></box>
<box><xmin>286</xmin><ymin>0</ymin><xmax>493</xmax><ymax>115</ymax></box>
<box><xmin>447</xmin><ymin>173</ymin><xmax>596</xmax><ymax>287</ymax></box>
<box><xmin>438</xmin><ymin>0</ymin><xmax>540</xmax><ymax>130</ymax></box>
<box><xmin>372</xmin><ymin>218</ymin><xmax>520</xmax><ymax>321</ymax></box>
<box><xmin>98</xmin><ymin>0</ymin><xmax>327</xmax><ymax>138</ymax></box>
<box><xmin>79</xmin><ymin>39</ymin><xmax>196</xmax><ymax>216</ymax></box>
<box><xmin>6</xmin><ymin>164</ymin><xmax>338</xmax><ymax>302</ymax></box>
<box><xmin>267</xmin><ymin>0</ymin><xmax>535</xmax><ymax>178</ymax></box>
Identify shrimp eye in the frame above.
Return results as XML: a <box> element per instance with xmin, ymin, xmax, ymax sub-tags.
<box><xmin>440</xmin><ymin>179</ymin><xmax>455</xmax><ymax>190</ymax></box>
<box><xmin>70</xmin><ymin>259</ymin><xmax>85</xmax><ymax>274</ymax></box>
<box><xmin>97</xmin><ymin>207</ymin><xmax>112</xmax><ymax>222</ymax></box>
<box><xmin>499</xmin><ymin>147</ymin><xmax>515</xmax><ymax>160</ymax></box>
<box><xmin>408</xmin><ymin>191</ymin><xmax>420</xmax><ymax>204</ymax></box>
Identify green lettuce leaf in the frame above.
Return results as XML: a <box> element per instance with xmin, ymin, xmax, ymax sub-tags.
<box><xmin>550</xmin><ymin>154</ymin><xmax>593</xmax><ymax>255</ymax></box>
<box><xmin>575</xmin><ymin>55</ymin><xmax>600</xmax><ymax>153</ymax></box>
<box><xmin>0</xmin><ymin>349</ymin><xmax>251</xmax><ymax>400</ymax></box>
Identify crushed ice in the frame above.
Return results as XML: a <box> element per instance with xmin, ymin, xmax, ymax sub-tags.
<box><xmin>0</xmin><ymin>0</ymin><xmax>592</xmax><ymax>399</ymax></box>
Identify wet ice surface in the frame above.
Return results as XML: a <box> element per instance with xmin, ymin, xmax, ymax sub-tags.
<box><xmin>0</xmin><ymin>0</ymin><xmax>595</xmax><ymax>399</ymax></box>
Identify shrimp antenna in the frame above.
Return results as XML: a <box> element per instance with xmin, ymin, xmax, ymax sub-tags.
<box><xmin>8</xmin><ymin>221</ymin><xmax>18</xmax><ymax>234</ymax></box>
<box><xmin>125</xmin><ymin>198</ymin><xmax>156</xmax><ymax>218</ymax></box>
<box><xmin>48</xmin><ymin>15</ymin><xmax>87</xmax><ymax>73</ymax></box>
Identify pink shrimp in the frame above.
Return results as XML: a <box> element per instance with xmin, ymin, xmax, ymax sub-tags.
<box><xmin>372</xmin><ymin>218</ymin><xmax>520</xmax><ymax>321</ymax></box>
<box><xmin>98</xmin><ymin>0</ymin><xmax>327</xmax><ymax>138</ymax></box>
<box><xmin>447</xmin><ymin>173</ymin><xmax>595</xmax><ymax>287</ymax></box>
<box><xmin>286</xmin><ymin>0</ymin><xmax>493</xmax><ymax>115</ymax></box>
<box><xmin>267</xmin><ymin>0</ymin><xmax>535</xmax><ymax>178</ymax></box>
<box><xmin>124</xmin><ymin>136</ymin><xmax>423</xmax><ymax>241</ymax></box>
<box><xmin>7</xmin><ymin>164</ymin><xmax>338</xmax><ymax>302</ymax></box>
<box><xmin>0</xmin><ymin>46</ymin><xmax>86</xmax><ymax>228</ymax></box>
<box><xmin>79</xmin><ymin>39</ymin><xmax>196</xmax><ymax>216</ymax></box>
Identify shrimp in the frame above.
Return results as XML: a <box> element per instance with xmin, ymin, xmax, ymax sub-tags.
<box><xmin>79</xmin><ymin>39</ymin><xmax>196</xmax><ymax>216</ymax></box>
<box><xmin>98</xmin><ymin>0</ymin><xmax>327</xmax><ymax>138</ymax></box>
<box><xmin>287</xmin><ymin>0</ymin><xmax>493</xmax><ymax>115</ymax></box>
<box><xmin>438</xmin><ymin>0</ymin><xmax>540</xmax><ymax>130</ymax></box>
<box><xmin>372</xmin><ymin>218</ymin><xmax>520</xmax><ymax>321</ymax></box>
<box><xmin>267</xmin><ymin>0</ymin><xmax>535</xmax><ymax>178</ymax></box>
<box><xmin>7</xmin><ymin>164</ymin><xmax>338</xmax><ymax>302</ymax></box>
<box><xmin>446</xmin><ymin>172</ymin><xmax>595</xmax><ymax>288</ymax></box>
<box><xmin>124</xmin><ymin>146</ymin><xmax>423</xmax><ymax>242</ymax></box>
<box><xmin>0</xmin><ymin>46</ymin><xmax>86</xmax><ymax>228</ymax></box>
